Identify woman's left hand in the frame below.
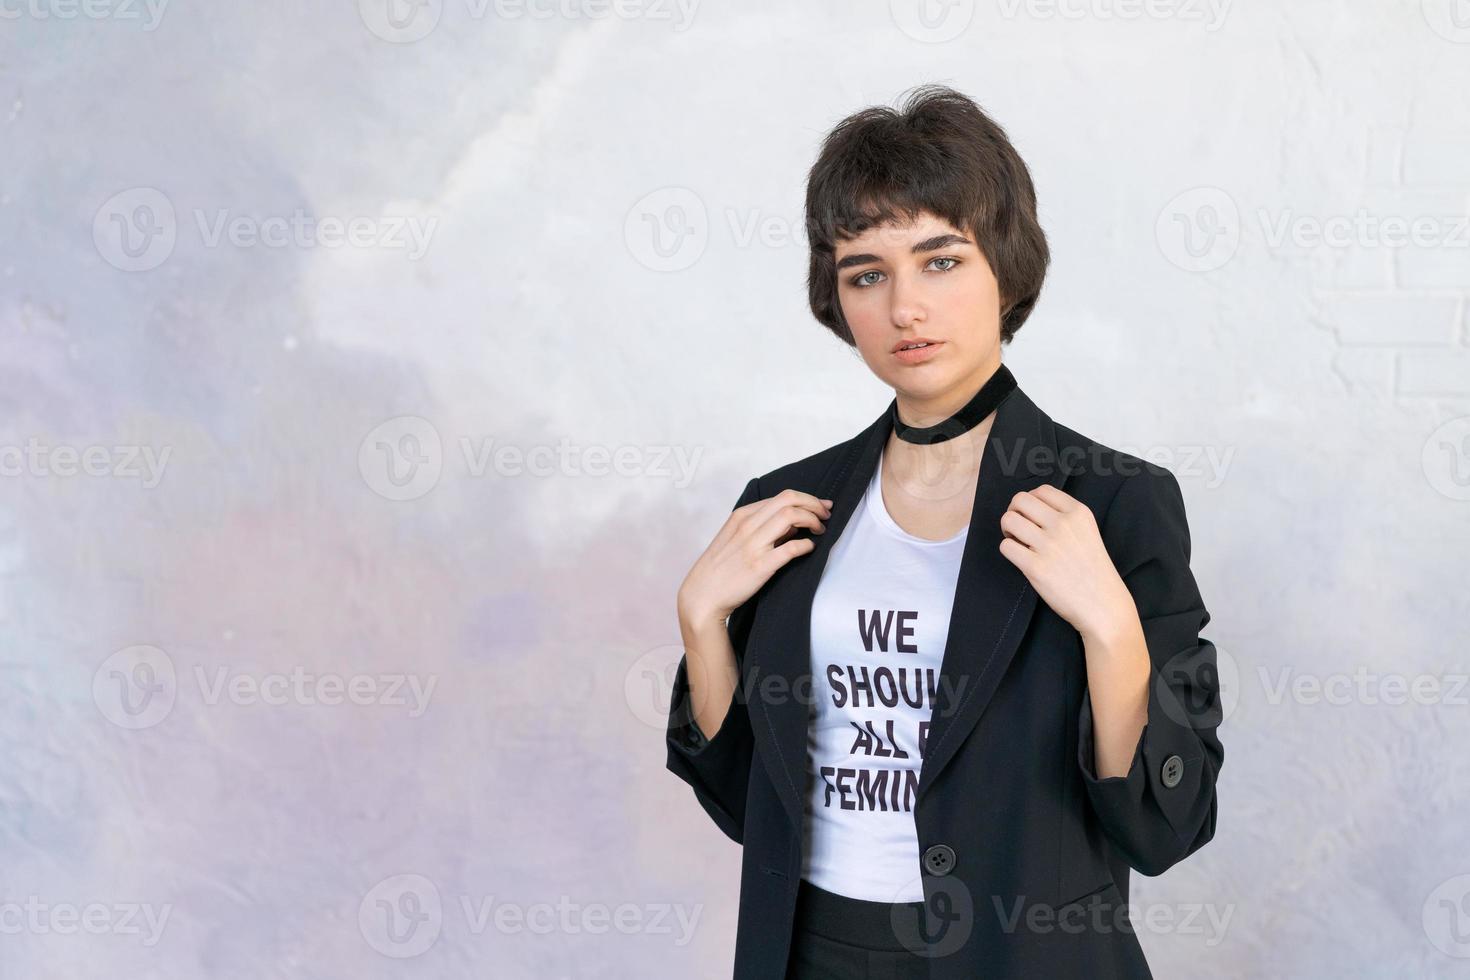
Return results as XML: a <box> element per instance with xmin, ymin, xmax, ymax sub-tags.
<box><xmin>996</xmin><ymin>484</ymin><xmax>1135</xmax><ymax>643</ymax></box>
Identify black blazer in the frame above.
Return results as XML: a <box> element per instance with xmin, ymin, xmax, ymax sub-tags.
<box><xmin>665</xmin><ymin>379</ymin><xmax>1224</xmax><ymax>979</ymax></box>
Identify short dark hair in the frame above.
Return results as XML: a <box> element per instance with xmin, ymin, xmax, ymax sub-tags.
<box><xmin>804</xmin><ymin>84</ymin><xmax>1050</xmax><ymax>347</ymax></box>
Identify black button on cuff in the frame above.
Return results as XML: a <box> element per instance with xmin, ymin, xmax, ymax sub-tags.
<box><xmin>1160</xmin><ymin>754</ymin><xmax>1184</xmax><ymax>788</ymax></box>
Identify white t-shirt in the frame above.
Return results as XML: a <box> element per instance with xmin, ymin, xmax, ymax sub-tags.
<box><xmin>800</xmin><ymin>445</ymin><xmax>969</xmax><ymax>902</ymax></box>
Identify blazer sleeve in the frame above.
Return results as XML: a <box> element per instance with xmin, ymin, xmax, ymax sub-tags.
<box><xmin>665</xmin><ymin>476</ymin><xmax>764</xmax><ymax>845</ymax></box>
<box><xmin>1076</xmin><ymin>464</ymin><xmax>1224</xmax><ymax>877</ymax></box>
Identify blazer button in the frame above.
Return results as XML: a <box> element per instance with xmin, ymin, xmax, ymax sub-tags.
<box><xmin>923</xmin><ymin>844</ymin><xmax>956</xmax><ymax>876</ymax></box>
<box><xmin>1160</xmin><ymin>754</ymin><xmax>1185</xmax><ymax>788</ymax></box>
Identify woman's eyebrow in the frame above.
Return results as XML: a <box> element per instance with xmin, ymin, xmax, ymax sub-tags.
<box><xmin>835</xmin><ymin>233</ymin><xmax>973</xmax><ymax>270</ymax></box>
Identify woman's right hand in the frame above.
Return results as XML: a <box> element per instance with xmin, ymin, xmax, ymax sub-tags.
<box><xmin>677</xmin><ymin>488</ymin><xmax>834</xmax><ymax>634</ymax></box>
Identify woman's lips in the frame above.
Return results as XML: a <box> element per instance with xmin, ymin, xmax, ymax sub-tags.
<box><xmin>893</xmin><ymin>341</ymin><xmax>943</xmax><ymax>364</ymax></box>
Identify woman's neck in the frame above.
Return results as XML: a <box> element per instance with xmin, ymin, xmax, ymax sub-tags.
<box><xmin>893</xmin><ymin>355</ymin><xmax>1004</xmax><ymax>423</ymax></box>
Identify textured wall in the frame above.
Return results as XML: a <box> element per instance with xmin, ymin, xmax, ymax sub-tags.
<box><xmin>2</xmin><ymin>1</ymin><xmax>1469</xmax><ymax>977</ymax></box>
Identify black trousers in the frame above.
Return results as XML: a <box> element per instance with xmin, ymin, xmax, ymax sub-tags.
<box><xmin>784</xmin><ymin>878</ymin><xmax>932</xmax><ymax>980</ymax></box>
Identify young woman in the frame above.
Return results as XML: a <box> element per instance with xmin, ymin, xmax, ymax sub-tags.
<box><xmin>666</xmin><ymin>85</ymin><xmax>1223</xmax><ymax>980</ymax></box>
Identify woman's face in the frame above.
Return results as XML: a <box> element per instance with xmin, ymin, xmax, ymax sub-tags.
<box><xmin>834</xmin><ymin>209</ymin><xmax>1005</xmax><ymax>401</ymax></box>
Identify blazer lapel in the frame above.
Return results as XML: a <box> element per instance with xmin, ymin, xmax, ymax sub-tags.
<box><xmin>744</xmin><ymin>377</ymin><xmax>1070</xmax><ymax>829</ymax></box>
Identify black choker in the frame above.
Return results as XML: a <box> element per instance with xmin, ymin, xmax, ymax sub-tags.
<box><xmin>889</xmin><ymin>364</ymin><xmax>1017</xmax><ymax>445</ymax></box>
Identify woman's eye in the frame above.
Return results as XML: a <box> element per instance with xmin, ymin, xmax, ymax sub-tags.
<box><xmin>849</xmin><ymin>259</ymin><xmax>956</xmax><ymax>287</ymax></box>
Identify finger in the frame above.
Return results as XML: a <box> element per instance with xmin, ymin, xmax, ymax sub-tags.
<box><xmin>1007</xmin><ymin>490</ymin><xmax>1059</xmax><ymax>528</ymax></box>
<box><xmin>767</xmin><ymin>487</ymin><xmax>832</xmax><ymax>517</ymax></box>
<box><xmin>753</xmin><ymin>488</ymin><xmax>830</xmax><ymax>525</ymax></box>
<box><xmin>999</xmin><ymin>509</ymin><xmax>1045</xmax><ymax>549</ymax></box>
<box><xmin>757</xmin><ymin>536</ymin><xmax>818</xmax><ymax>576</ymax></box>
<box><xmin>998</xmin><ymin>534</ymin><xmax>1034</xmax><ymax>570</ymax></box>
<box><xmin>753</xmin><ymin>503</ymin><xmax>827</xmax><ymax>550</ymax></box>
<box><xmin>720</xmin><ymin>489</ymin><xmax>828</xmax><ymax>547</ymax></box>
<box><xmin>1028</xmin><ymin>484</ymin><xmax>1078</xmax><ymax>512</ymax></box>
